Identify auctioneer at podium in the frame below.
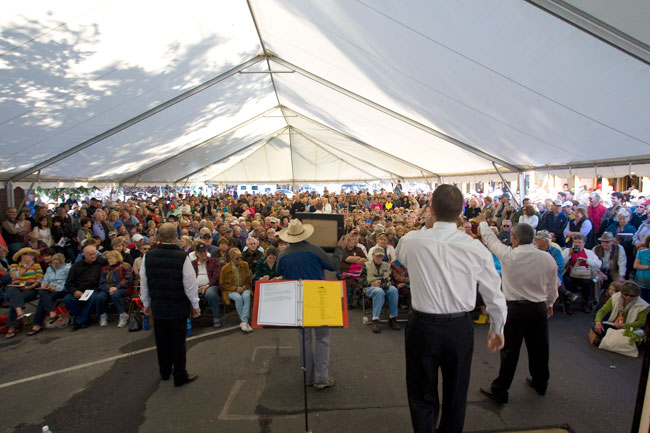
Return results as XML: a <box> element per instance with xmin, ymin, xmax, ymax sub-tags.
<box><xmin>276</xmin><ymin>219</ymin><xmax>347</xmax><ymax>389</ymax></box>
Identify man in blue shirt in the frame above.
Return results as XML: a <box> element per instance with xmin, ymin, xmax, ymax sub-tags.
<box><xmin>539</xmin><ymin>200</ymin><xmax>569</xmax><ymax>247</ymax></box>
<box><xmin>277</xmin><ymin>219</ymin><xmax>346</xmax><ymax>389</ymax></box>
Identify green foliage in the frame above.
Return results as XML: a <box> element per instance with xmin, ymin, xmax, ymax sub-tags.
<box><xmin>35</xmin><ymin>186</ymin><xmax>100</xmax><ymax>201</ymax></box>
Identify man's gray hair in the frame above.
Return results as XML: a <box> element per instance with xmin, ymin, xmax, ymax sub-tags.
<box><xmin>511</xmin><ymin>223</ymin><xmax>534</xmax><ymax>245</ymax></box>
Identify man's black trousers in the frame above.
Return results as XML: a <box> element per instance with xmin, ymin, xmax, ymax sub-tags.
<box><xmin>153</xmin><ymin>316</ymin><xmax>188</xmax><ymax>384</ymax></box>
<box><xmin>405</xmin><ymin>311</ymin><xmax>473</xmax><ymax>433</ymax></box>
<box><xmin>491</xmin><ymin>301</ymin><xmax>549</xmax><ymax>399</ymax></box>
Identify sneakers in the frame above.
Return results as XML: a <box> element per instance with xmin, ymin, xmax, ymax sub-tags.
<box><xmin>117</xmin><ymin>313</ymin><xmax>129</xmax><ymax>328</ymax></box>
<box><xmin>213</xmin><ymin>319</ymin><xmax>222</xmax><ymax>328</ymax></box>
<box><xmin>99</xmin><ymin>313</ymin><xmax>108</xmax><ymax>327</ymax></box>
<box><xmin>314</xmin><ymin>377</ymin><xmax>336</xmax><ymax>390</ymax></box>
<box><xmin>240</xmin><ymin>322</ymin><xmax>253</xmax><ymax>333</ymax></box>
<box><xmin>566</xmin><ymin>291</ymin><xmax>579</xmax><ymax>303</ymax></box>
<box><xmin>388</xmin><ymin>317</ymin><xmax>401</xmax><ymax>330</ymax></box>
<box><xmin>371</xmin><ymin>319</ymin><xmax>380</xmax><ymax>333</ymax></box>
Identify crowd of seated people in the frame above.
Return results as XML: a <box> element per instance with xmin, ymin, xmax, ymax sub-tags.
<box><xmin>1</xmin><ymin>185</ymin><xmax>649</xmax><ymax>353</ymax></box>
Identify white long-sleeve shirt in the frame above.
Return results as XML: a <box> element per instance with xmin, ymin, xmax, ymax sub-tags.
<box><xmin>479</xmin><ymin>222</ymin><xmax>558</xmax><ymax>308</ymax></box>
<box><xmin>140</xmin><ymin>250</ymin><xmax>199</xmax><ymax>309</ymax></box>
<box><xmin>396</xmin><ymin>221</ymin><xmax>507</xmax><ymax>334</ymax></box>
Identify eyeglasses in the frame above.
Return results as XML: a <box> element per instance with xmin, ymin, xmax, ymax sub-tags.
<box><xmin>622</xmin><ymin>293</ymin><xmax>636</xmax><ymax>298</ymax></box>
<box><xmin>502</xmin><ymin>225</ymin><xmax>511</xmax><ymax>228</ymax></box>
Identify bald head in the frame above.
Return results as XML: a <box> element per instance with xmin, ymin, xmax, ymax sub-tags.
<box><xmin>158</xmin><ymin>222</ymin><xmax>178</xmax><ymax>243</ymax></box>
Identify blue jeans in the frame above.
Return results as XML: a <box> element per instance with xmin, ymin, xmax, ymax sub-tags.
<box><xmin>64</xmin><ymin>290</ymin><xmax>103</xmax><ymax>325</ymax></box>
<box><xmin>4</xmin><ymin>286</ymin><xmax>37</xmax><ymax>327</ymax></box>
<box><xmin>204</xmin><ymin>286</ymin><xmax>220</xmax><ymax>320</ymax></box>
<box><xmin>298</xmin><ymin>328</ymin><xmax>331</xmax><ymax>385</ymax></box>
<box><xmin>229</xmin><ymin>289</ymin><xmax>251</xmax><ymax>323</ymax></box>
<box><xmin>365</xmin><ymin>285</ymin><xmax>399</xmax><ymax>319</ymax></box>
<box><xmin>34</xmin><ymin>290</ymin><xmax>67</xmax><ymax>326</ymax></box>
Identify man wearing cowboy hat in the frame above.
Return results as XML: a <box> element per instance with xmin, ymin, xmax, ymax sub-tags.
<box><xmin>277</xmin><ymin>219</ymin><xmax>347</xmax><ymax>390</ymax></box>
<box><xmin>593</xmin><ymin>232</ymin><xmax>626</xmax><ymax>284</ymax></box>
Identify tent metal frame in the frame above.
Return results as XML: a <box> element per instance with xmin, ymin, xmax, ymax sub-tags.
<box><xmin>175</xmin><ymin>127</ymin><xmax>289</xmax><ymax>183</ymax></box>
<box><xmin>291</xmin><ymin>128</ymin><xmax>391</xmax><ymax>181</ymax></box>
<box><xmin>281</xmin><ymin>106</ymin><xmax>441</xmax><ymax>178</ymax></box>
<box><xmin>527</xmin><ymin>0</ymin><xmax>650</xmax><ymax>66</ymax></box>
<box><xmin>8</xmin><ymin>56</ymin><xmax>265</xmax><ymax>183</ymax></box>
<box><xmin>120</xmin><ymin>106</ymin><xmax>279</xmax><ymax>182</ymax></box>
<box><xmin>270</xmin><ymin>56</ymin><xmax>522</xmax><ymax>173</ymax></box>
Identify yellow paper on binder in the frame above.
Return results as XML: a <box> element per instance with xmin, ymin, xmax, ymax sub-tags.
<box><xmin>302</xmin><ymin>280</ymin><xmax>343</xmax><ymax>327</ymax></box>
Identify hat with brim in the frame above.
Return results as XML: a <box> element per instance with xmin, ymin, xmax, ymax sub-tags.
<box><xmin>13</xmin><ymin>247</ymin><xmax>41</xmax><ymax>262</ymax></box>
<box><xmin>598</xmin><ymin>232</ymin><xmax>615</xmax><ymax>242</ymax></box>
<box><xmin>278</xmin><ymin>219</ymin><xmax>314</xmax><ymax>243</ymax></box>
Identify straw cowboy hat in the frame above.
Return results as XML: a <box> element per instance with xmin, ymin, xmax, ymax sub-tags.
<box><xmin>13</xmin><ymin>247</ymin><xmax>41</xmax><ymax>262</ymax></box>
<box><xmin>278</xmin><ymin>219</ymin><xmax>314</xmax><ymax>243</ymax></box>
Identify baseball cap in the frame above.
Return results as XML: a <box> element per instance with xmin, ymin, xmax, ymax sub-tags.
<box><xmin>132</xmin><ymin>234</ymin><xmax>144</xmax><ymax>242</ymax></box>
<box><xmin>108</xmin><ymin>231</ymin><xmax>117</xmax><ymax>237</ymax></box>
<box><xmin>553</xmin><ymin>200</ymin><xmax>562</xmax><ymax>206</ymax></box>
<box><xmin>195</xmin><ymin>243</ymin><xmax>207</xmax><ymax>253</ymax></box>
<box><xmin>562</xmin><ymin>201</ymin><xmax>573</xmax><ymax>208</ymax></box>
<box><xmin>373</xmin><ymin>247</ymin><xmax>385</xmax><ymax>256</ymax></box>
<box><xmin>535</xmin><ymin>230</ymin><xmax>552</xmax><ymax>240</ymax></box>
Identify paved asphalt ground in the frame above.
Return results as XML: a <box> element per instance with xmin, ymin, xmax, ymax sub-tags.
<box><xmin>0</xmin><ymin>304</ymin><xmax>643</xmax><ymax>433</ymax></box>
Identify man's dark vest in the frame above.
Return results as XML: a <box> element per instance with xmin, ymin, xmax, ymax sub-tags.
<box><xmin>594</xmin><ymin>244</ymin><xmax>620</xmax><ymax>278</ymax></box>
<box><xmin>145</xmin><ymin>243</ymin><xmax>190</xmax><ymax>319</ymax></box>
<box><xmin>568</xmin><ymin>217</ymin><xmax>595</xmax><ymax>249</ymax></box>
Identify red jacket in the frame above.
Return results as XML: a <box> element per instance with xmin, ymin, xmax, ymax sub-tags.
<box><xmin>589</xmin><ymin>204</ymin><xmax>607</xmax><ymax>234</ymax></box>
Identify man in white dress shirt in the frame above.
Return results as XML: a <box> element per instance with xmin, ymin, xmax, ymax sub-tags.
<box><xmin>477</xmin><ymin>215</ymin><xmax>558</xmax><ymax>404</ymax></box>
<box><xmin>396</xmin><ymin>184</ymin><xmax>507</xmax><ymax>433</ymax></box>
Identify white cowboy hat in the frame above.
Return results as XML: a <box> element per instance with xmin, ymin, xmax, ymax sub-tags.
<box><xmin>278</xmin><ymin>219</ymin><xmax>314</xmax><ymax>243</ymax></box>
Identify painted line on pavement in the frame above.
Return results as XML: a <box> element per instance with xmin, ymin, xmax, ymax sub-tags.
<box><xmin>251</xmin><ymin>345</ymin><xmax>294</xmax><ymax>362</ymax></box>
<box><xmin>0</xmin><ymin>325</ymin><xmax>238</xmax><ymax>389</ymax></box>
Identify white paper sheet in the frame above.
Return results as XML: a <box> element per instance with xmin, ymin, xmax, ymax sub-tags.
<box><xmin>257</xmin><ymin>281</ymin><xmax>300</xmax><ymax>326</ymax></box>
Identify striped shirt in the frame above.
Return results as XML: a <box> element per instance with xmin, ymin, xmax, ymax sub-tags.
<box><xmin>9</xmin><ymin>263</ymin><xmax>43</xmax><ymax>285</ymax></box>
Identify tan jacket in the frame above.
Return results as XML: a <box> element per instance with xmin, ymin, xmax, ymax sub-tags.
<box><xmin>219</xmin><ymin>261</ymin><xmax>252</xmax><ymax>303</ymax></box>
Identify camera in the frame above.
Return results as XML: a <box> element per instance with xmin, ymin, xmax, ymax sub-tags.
<box><xmin>380</xmin><ymin>278</ymin><xmax>390</xmax><ymax>289</ymax></box>
<box><xmin>572</xmin><ymin>247</ymin><xmax>580</xmax><ymax>253</ymax></box>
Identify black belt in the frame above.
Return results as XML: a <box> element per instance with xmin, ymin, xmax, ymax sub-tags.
<box><xmin>507</xmin><ymin>300</ymin><xmax>544</xmax><ymax>305</ymax></box>
<box><xmin>410</xmin><ymin>310</ymin><xmax>469</xmax><ymax>321</ymax></box>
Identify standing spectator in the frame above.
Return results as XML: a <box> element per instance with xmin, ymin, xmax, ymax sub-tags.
<box><xmin>631</xmin><ymin>203</ymin><xmax>647</xmax><ymax>229</ymax></box>
<box><xmin>539</xmin><ymin>200</ymin><xmax>570</xmax><ymax>248</ymax></box>
<box><xmin>588</xmin><ymin>192</ymin><xmax>608</xmax><ymax>235</ymax></box>
<box><xmin>634</xmin><ymin>236</ymin><xmax>650</xmax><ymax>303</ymax></box>
<box><xmin>564</xmin><ymin>206</ymin><xmax>595</xmax><ymax>249</ymax></box>
<box><xmin>478</xmin><ymin>216</ymin><xmax>558</xmax><ymax>404</ymax></box>
<box><xmin>598</xmin><ymin>192</ymin><xmax>625</xmax><ymax>237</ymax></box>
<box><xmin>518</xmin><ymin>204</ymin><xmax>539</xmax><ymax>231</ymax></box>
<box><xmin>141</xmin><ymin>222</ymin><xmax>200</xmax><ymax>387</ymax></box>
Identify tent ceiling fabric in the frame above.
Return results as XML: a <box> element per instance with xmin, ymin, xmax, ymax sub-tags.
<box><xmin>1</xmin><ymin>0</ymin><xmax>649</xmax><ymax>184</ymax></box>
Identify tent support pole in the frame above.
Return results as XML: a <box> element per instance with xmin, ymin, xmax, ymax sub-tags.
<box><xmin>492</xmin><ymin>162</ymin><xmax>519</xmax><ymax>204</ymax></box>
<box><xmin>9</xmin><ymin>56</ymin><xmax>265</xmax><ymax>183</ymax></box>
<box><xmin>174</xmin><ymin>127</ymin><xmax>289</xmax><ymax>183</ymax></box>
<box><xmin>16</xmin><ymin>170</ymin><xmax>40</xmax><ymax>215</ymax></box>
<box><xmin>518</xmin><ymin>172</ymin><xmax>526</xmax><ymax>206</ymax></box>
<box><xmin>6</xmin><ymin>181</ymin><xmax>14</xmax><ymax>208</ymax></box>
<box><xmin>272</xmin><ymin>57</ymin><xmax>520</xmax><ymax>172</ymax></box>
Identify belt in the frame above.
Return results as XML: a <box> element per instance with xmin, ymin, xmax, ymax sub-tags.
<box><xmin>506</xmin><ymin>300</ymin><xmax>544</xmax><ymax>305</ymax></box>
<box><xmin>410</xmin><ymin>310</ymin><xmax>469</xmax><ymax>321</ymax></box>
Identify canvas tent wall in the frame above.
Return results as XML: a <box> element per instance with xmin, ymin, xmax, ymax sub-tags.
<box><xmin>1</xmin><ymin>0</ymin><xmax>649</xmax><ymax>189</ymax></box>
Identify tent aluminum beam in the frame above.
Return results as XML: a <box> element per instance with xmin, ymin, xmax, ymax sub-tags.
<box><xmin>8</xmin><ymin>55</ymin><xmax>265</xmax><ymax>183</ymax></box>
<box><xmin>527</xmin><ymin>0</ymin><xmax>650</xmax><ymax>66</ymax></box>
<box><xmin>291</xmin><ymin>128</ymin><xmax>386</xmax><ymax>181</ymax></box>
<box><xmin>282</xmin><ymin>106</ymin><xmax>441</xmax><ymax>178</ymax></box>
<box><xmin>176</xmin><ymin>127</ymin><xmax>289</xmax><ymax>183</ymax></box>
<box><xmin>120</xmin><ymin>106</ymin><xmax>279</xmax><ymax>182</ymax></box>
<box><xmin>530</xmin><ymin>154</ymin><xmax>650</xmax><ymax>172</ymax></box>
<box><xmin>271</xmin><ymin>56</ymin><xmax>521</xmax><ymax>173</ymax></box>
<box><xmin>291</xmin><ymin>127</ymin><xmax>403</xmax><ymax>181</ymax></box>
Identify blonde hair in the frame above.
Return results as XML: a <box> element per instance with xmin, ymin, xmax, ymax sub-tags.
<box><xmin>104</xmin><ymin>250</ymin><xmax>123</xmax><ymax>263</ymax></box>
<box><xmin>229</xmin><ymin>247</ymin><xmax>242</xmax><ymax>260</ymax></box>
<box><xmin>51</xmin><ymin>253</ymin><xmax>65</xmax><ymax>263</ymax></box>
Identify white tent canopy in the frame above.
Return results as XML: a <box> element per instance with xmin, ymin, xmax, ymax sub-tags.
<box><xmin>1</xmin><ymin>0</ymin><xmax>649</xmax><ymax>186</ymax></box>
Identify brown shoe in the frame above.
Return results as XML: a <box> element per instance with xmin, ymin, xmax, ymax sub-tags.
<box><xmin>388</xmin><ymin>317</ymin><xmax>401</xmax><ymax>330</ymax></box>
<box><xmin>371</xmin><ymin>319</ymin><xmax>380</xmax><ymax>333</ymax></box>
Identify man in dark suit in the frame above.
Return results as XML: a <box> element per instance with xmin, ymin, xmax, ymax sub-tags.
<box><xmin>141</xmin><ymin>223</ymin><xmax>200</xmax><ymax>387</ymax></box>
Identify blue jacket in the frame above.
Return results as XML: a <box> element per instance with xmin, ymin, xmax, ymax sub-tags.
<box><xmin>539</xmin><ymin>211</ymin><xmax>569</xmax><ymax>247</ymax></box>
<box><xmin>278</xmin><ymin>241</ymin><xmax>343</xmax><ymax>280</ymax></box>
<box><xmin>43</xmin><ymin>263</ymin><xmax>71</xmax><ymax>292</ymax></box>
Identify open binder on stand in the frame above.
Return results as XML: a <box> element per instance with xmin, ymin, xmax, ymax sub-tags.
<box><xmin>252</xmin><ymin>279</ymin><xmax>348</xmax><ymax>433</ymax></box>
